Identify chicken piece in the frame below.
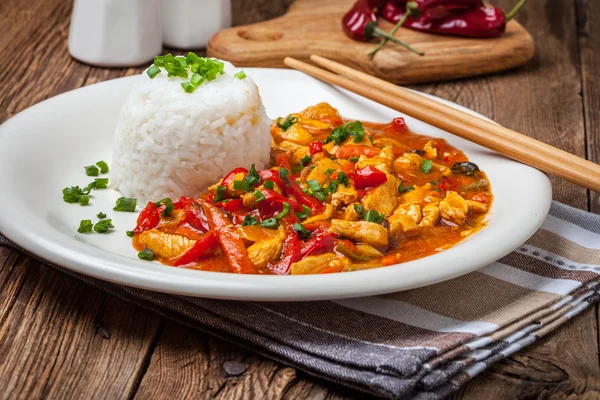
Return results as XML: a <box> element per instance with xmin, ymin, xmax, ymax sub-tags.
<box><xmin>298</xmin><ymin>117</ymin><xmax>331</xmax><ymax>133</ymax></box>
<box><xmin>138</xmin><ymin>230</ymin><xmax>196</xmax><ymax>260</ymax></box>
<box><xmin>300</xmin><ymin>102</ymin><xmax>341</xmax><ymax>123</ymax></box>
<box><xmin>393</xmin><ymin>153</ymin><xmax>424</xmax><ymax>176</ymax></box>
<box><xmin>400</xmin><ymin>183</ymin><xmax>432</xmax><ymax>205</ymax></box>
<box><xmin>354</xmin><ymin>244</ymin><xmax>384</xmax><ymax>258</ymax></box>
<box><xmin>304</xmin><ymin>204</ymin><xmax>333</xmax><ymax>224</ymax></box>
<box><xmin>439</xmin><ymin>191</ymin><xmax>469</xmax><ymax>225</ymax></box>
<box><xmin>278</xmin><ymin>140</ymin><xmax>310</xmax><ymax>164</ymax></box>
<box><xmin>208</xmin><ymin>172</ymin><xmax>247</xmax><ymax>198</ymax></box>
<box><xmin>329</xmin><ymin>219</ymin><xmax>389</xmax><ymax>248</ymax></box>
<box><xmin>290</xmin><ymin>252</ymin><xmax>347</xmax><ymax>275</ymax></box>
<box><xmin>247</xmin><ymin>236</ymin><xmax>284</xmax><ymax>269</ymax></box>
<box><xmin>343</xmin><ymin>202</ymin><xmax>362</xmax><ymax>221</ymax></box>
<box><xmin>306</xmin><ymin>158</ymin><xmax>339</xmax><ymax>184</ymax></box>
<box><xmin>419</xmin><ymin>202</ymin><xmax>440</xmax><ymax>227</ymax></box>
<box><xmin>331</xmin><ymin>184</ymin><xmax>358</xmax><ymax>208</ymax></box>
<box><xmin>423</xmin><ymin>140</ymin><xmax>438</xmax><ymax>159</ymax></box>
<box><xmin>236</xmin><ymin>225</ymin><xmax>282</xmax><ymax>242</ymax></box>
<box><xmin>361</xmin><ymin>173</ymin><xmax>400</xmax><ymax>217</ymax></box>
<box><xmin>356</xmin><ymin>146</ymin><xmax>394</xmax><ymax>173</ymax></box>
<box><xmin>388</xmin><ymin>203</ymin><xmax>422</xmax><ymax>235</ymax></box>
<box><xmin>272</xmin><ymin>123</ymin><xmax>314</xmax><ymax>145</ymax></box>
<box><xmin>467</xmin><ymin>200</ymin><xmax>488</xmax><ymax>214</ymax></box>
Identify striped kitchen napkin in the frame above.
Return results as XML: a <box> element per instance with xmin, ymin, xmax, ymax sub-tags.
<box><xmin>1</xmin><ymin>201</ymin><xmax>599</xmax><ymax>399</ymax></box>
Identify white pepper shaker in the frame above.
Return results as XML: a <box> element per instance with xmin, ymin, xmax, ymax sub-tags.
<box><xmin>68</xmin><ymin>0</ymin><xmax>162</xmax><ymax>67</ymax></box>
<box><xmin>161</xmin><ymin>0</ymin><xmax>232</xmax><ymax>49</ymax></box>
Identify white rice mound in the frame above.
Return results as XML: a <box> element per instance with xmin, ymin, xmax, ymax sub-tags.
<box><xmin>111</xmin><ymin>61</ymin><xmax>271</xmax><ymax>204</ymax></box>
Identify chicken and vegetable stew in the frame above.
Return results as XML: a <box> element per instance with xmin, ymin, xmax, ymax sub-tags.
<box><xmin>131</xmin><ymin>103</ymin><xmax>492</xmax><ymax>274</ymax></box>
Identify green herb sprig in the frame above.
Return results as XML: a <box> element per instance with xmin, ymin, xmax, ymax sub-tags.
<box><xmin>147</xmin><ymin>53</ymin><xmax>226</xmax><ymax>94</ymax></box>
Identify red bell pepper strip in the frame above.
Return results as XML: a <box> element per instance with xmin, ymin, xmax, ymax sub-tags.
<box><xmin>174</xmin><ymin>231</ymin><xmax>219</xmax><ymax>266</ymax></box>
<box><xmin>134</xmin><ymin>202</ymin><xmax>160</xmax><ymax>234</ymax></box>
<box><xmin>335</xmin><ymin>144</ymin><xmax>380</xmax><ymax>159</ymax></box>
<box><xmin>352</xmin><ymin>165</ymin><xmax>388</xmax><ymax>190</ymax></box>
<box><xmin>179</xmin><ymin>200</ymin><xmax>209</xmax><ymax>232</ymax></box>
<box><xmin>220</xmin><ymin>199</ymin><xmax>244</xmax><ymax>213</ymax></box>
<box><xmin>309</xmin><ymin>141</ymin><xmax>324</xmax><ymax>156</ymax></box>
<box><xmin>287</xmin><ymin>180</ymin><xmax>325</xmax><ymax>214</ymax></box>
<box><xmin>258</xmin><ymin>169</ymin><xmax>287</xmax><ymax>190</ymax></box>
<box><xmin>201</xmin><ymin>202</ymin><xmax>257</xmax><ymax>274</ymax></box>
<box><xmin>221</xmin><ymin>167</ymin><xmax>248</xmax><ymax>188</ymax></box>
<box><xmin>260</xmin><ymin>189</ymin><xmax>303</xmax><ymax>212</ymax></box>
<box><xmin>266</xmin><ymin>215</ymin><xmax>301</xmax><ymax>275</ymax></box>
<box><xmin>300</xmin><ymin>226</ymin><xmax>337</xmax><ymax>258</ymax></box>
<box><xmin>275</xmin><ymin>153</ymin><xmax>293</xmax><ymax>171</ymax></box>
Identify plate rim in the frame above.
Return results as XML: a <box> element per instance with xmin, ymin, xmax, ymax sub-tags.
<box><xmin>0</xmin><ymin>69</ymin><xmax>553</xmax><ymax>301</ymax></box>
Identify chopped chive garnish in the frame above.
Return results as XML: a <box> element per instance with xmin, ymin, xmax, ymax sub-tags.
<box><xmin>126</xmin><ymin>231</ymin><xmax>135</xmax><ymax>237</ymax></box>
<box><xmin>279</xmin><ymin>168</ymin><xmax>290</xmax><ymax>184</ymax></box>
<box><xmin>233</xmin><ymin>180</ymin><xmax>252</xmax><ymax>192</ymax></box>
<box><xmin>241</xmin><ymin>215</ymin><xmax>258</xmax><ymax>226</ymax></box>
<box><xmin>93</xmin><ymin>219</ymin><xmax>114</xmax><ymax>233</ymax></box>
<box><xmin>138</xmin><ymin>248</ymin><xmax>155</xmax><ymax>261</ymax></box>
<box><xmin>82</xmin><ymin>185</ymin><xmax>93</xmax><ymax>194</ymax></box>
<box><xmin>301</xmin><ymin>155</ymin><xmax>312</xmax><ymax>166</ymax></box>
<box><xmin>292</xmin><ymin>165</ymin><xmax>304</xmax><ymax>174</ymax></box>
<box><xmin>97</xmin><ymin>212</ymin><xmax>107</xmax><ymax>219</ymax></box>
<box><xmin>421</xmin><ymin>159</ymin><xmax>433</xmax><ymax>174</ymax></box>
<box><xmin>154</xmin><ymin>198</ymin><xmax>173</xmax><ymax>207</ymax></box>
<box><xmin>84</xmin><ymin>165</ymin><xmax>99</xmax><ymax>176</ymax></box>
<box><xmin>234</xmin><ymin>70</ymin><xmax>247</xmax><ymax>80</ymax></box>
<box><xmin>93</xmin><ymin>178</ymin><xmax>109</xmax><ymax>189</ymax></box>
<box><xmin>113</xmin><ymin>197</ymin><xmax>137</xmax><ymax>212</ymax></box>
<box><xmin>181</xmin><ymin>81</ymin><xmax>197</xmax><ymax>93</ymax></box>
<box><xmin>263</xmin><ymin>179</ymin><xmax>275</xmax><ymax>190</ymax></box>
<box><xmin>325</xmin><ymin>169</ymin><xmax>335</xmax><ymax>176</ymax></box>
<box><xmin>161</xmin><ymin>203</ymin><xmax>174</xmax><ymax>217</ymax></box>
<box><xmin>349</xmin><ymin>156</ymin><xmax>359</xmax><ymax>162</ymax></box>
<box><xmin>261</xmin><ymin>218</ymin><xmax>278</xmax><ymax>229</ymax></box>
<box><xmin>307</xmin><ymin>179</ymin><xmax>322</xmax><ymax>192</ymax></box>
<box><xmin>293</xmin><ymin>223</ymin><xmax>311</xmax><ymax>240</ymax></box>
<box><xmin>190</xmin><ymin>73</ymin><xmax>203</xmax><ymax>87</ymax></box>
<box><xmin>398</xmin><ymin>181</ymin><xmax>415</xmax><ymax>193</ymax></box>
<box><xmin>77</xmin><ymin>219</ymin><xmax>93</xmax><ymax>233</ymax></box>
<box><xmin>78</xmin><ymin>195</ymin><xmax>90</xmax><ymax>206</ymax></box>
<box><xmin>328</xmin><ymin>179</ymin><xmax>339</xmax><ymax>194</ymax></box>
<box><xmin>63</xmin><ymin>186</ymin><xmax>85</xmax><ymax>203</ymax></box>
<box><xmin>325</xmin><ymin>121</ymin><xmax>365</xmax><ymax>145</ymax></box>
<box><xmin>96</xmin><ymin>161</ymin><xmax>109</xmax><ymax>173</ymax></box>
<box><xmin>275</xmin><ymin>202</ymin><xmax>290</xmax><ymax>220</ymax></box>
<box><xmin>147</xmin><ymin>65</ymin><xmax>161</xmax><ymax>78</ymax></box>
<box><xmin>244</xmin><ymin>164</ymin><xmax>261</xmax><ymax>186</ymax></box>
<box><xmin>214</xmin><ymin>185</ymin><xmax>226</xmax><ymax>202</ymax></box>
<box><xmin>276</xmin><ymin>115</ymin><xmax>299</xmax><ymax>131</ymax></box>
<box><xmin>295</xmin><ymin>205</ymin><xmax>311</xmax><ymax>219</ymax></box>
<box><xmin>253</xmin><ymin>190</ymin><xmax>265</xmax><ymax>202</ymax></box>
<box><xmin>337</xmin><ymin>172</ymin><xmax>350</xmax><ymax>186</ymax></box>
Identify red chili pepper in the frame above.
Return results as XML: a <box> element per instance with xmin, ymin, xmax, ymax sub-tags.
<box><xmin>342</xmin><ymin>0</ymin><xmax>423</xmax><ymax>55</ymax></box>
<box><xmin>392</xmin><ymin>117</ymin><xmax>408</xmax><ymax>133</ymax></box>
<box><xmin>352</xmin><ymin>165</ymin><xmax>388</xmax><ymax>189</ymax></box>
<box><xmin>309</xmin><ymin>141</ymin><xmax>324</xmax><ymax>156</ymax></box>
<box><xmin>178</xmin><ymin>199</ymin><xmax>209</xmax><ymax>232</ymax></box>
<box><xmin>174</xmin><ymin>231</ymin><xmax>219</xmax><ymax>266</ymax></box>
<box><xmin>201</xmin><ymin>202</ymin><xmax>257</xmax><ymax>274</ymax></box>
<box><xmin>134</xmin><ymin>202</ymin><xmax>160</xmax><ymax>234</ymax></box>
<box><xmin>266</xmin><ymin>215</ymin><xmax>301</xmax><ymax>275</ymax></box>
<box><xmin>221</xmin><ymin>167</ymin><xmax>248</xmax><ymax>188</ymax></box>
<box><xmin>380</xmin><ymin>0</ymin><xmax>527</xmax><ymax>38</ymax></box>
<box><xmin>275</xmin><ymin>153</ymin><xmax>293</xmax><ymax>172</ymax></box>
<box><xmin>300</xmin><ymin>226</ymin><xmax>337</xmax><ymax>258</ymax></box>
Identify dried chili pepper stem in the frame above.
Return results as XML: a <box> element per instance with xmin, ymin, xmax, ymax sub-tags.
<box><xmin>364</xmin><ymin>21</ymin><xmax>424</xmax><ymax>56</ymax></box>
<box><xmin>505</xmin><ymin>0</ymin><xmax>528</xmax><ymax>21</ymax></box>
<box><xmin>369</xmin><ymin>1</ymin><xmax>420</xmax><ymax>59</ymax></box>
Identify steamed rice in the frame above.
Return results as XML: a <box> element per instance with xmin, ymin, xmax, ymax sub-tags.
<box><xmin>110</xmin><ymin>61</ymin><xmax>271</xmax><ymax>204</ymax></box>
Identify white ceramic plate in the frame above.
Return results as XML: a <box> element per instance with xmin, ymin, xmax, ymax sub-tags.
<box><xmin>0</xmin><ymin>69</ymin><xmax>552</xmax><ymax>301</ymax></box>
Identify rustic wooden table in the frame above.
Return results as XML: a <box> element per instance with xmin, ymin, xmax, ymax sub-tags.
<box><xmin>1</xmin><ymin>0</ymin><xmax>599</xmax><ymax>398</ymax></box>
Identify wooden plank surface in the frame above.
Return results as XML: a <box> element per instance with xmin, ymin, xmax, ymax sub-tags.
<box><xmin>0</xmin><ymin>0</ymin><xmax>599</xmax><ymax>399</ymax></box>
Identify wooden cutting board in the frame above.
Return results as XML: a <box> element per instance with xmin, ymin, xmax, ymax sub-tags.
<box><xmin>207</xmin><ymin>0</ymin><xmax>534</xmax><ymax>84</ymax></box>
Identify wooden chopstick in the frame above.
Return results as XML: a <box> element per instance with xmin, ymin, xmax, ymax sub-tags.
<box><xmin>283</xmin><ymin>56</ymin><xmax>600</xmax><ymax>193</ymax></box>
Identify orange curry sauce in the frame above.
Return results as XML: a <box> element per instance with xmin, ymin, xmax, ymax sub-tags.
<box><xmin>132</xmin><ymin>102</ymin><xmax>492</xmax><ymax>274</ymax></box>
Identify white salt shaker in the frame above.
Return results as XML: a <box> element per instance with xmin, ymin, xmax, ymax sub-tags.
<box><xmin>161</xmin><ymin>0</ymin><xmax>232</xmax><ymax>49</ymax></box>
<box><xmin>68</xmin><ymin>0</ymin><xmax>162</xmax><ymax>67</ymax></box>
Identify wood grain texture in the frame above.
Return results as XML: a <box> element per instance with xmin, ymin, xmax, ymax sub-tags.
<box><xmin>207</xmin><ymin>0</ymin><xmax>534</xmax><ymax>84</ymax></box>
<box><xmin>0</xmin><ymin>0</ymin><xmax>598</xmax><ymax>399</ymax></box>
